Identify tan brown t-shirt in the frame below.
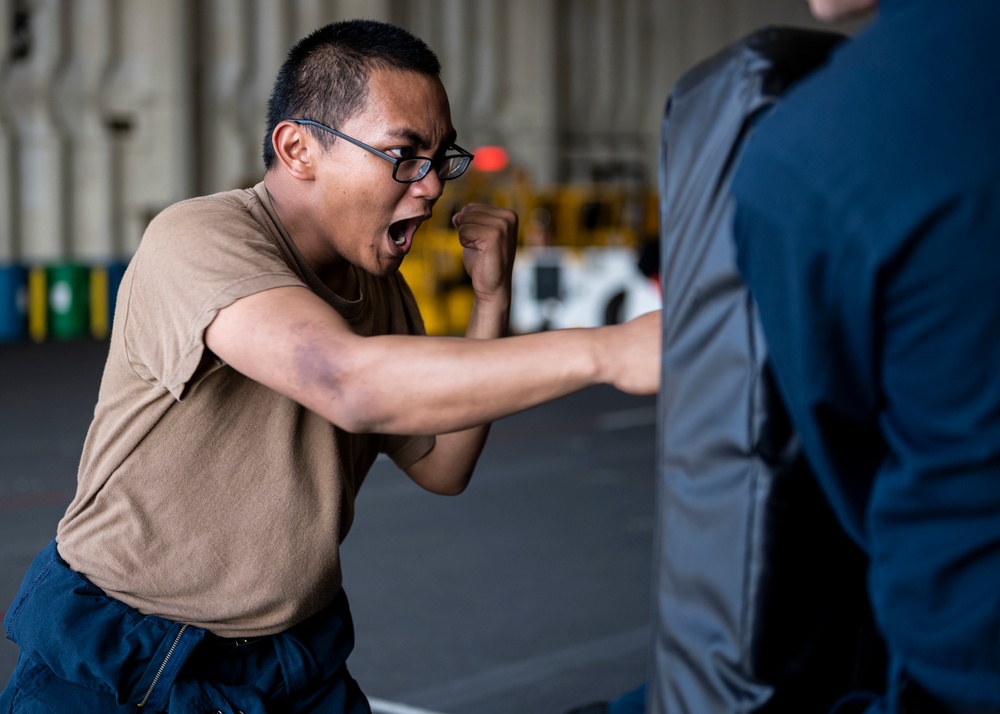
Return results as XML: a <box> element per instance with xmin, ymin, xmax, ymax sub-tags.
<box><xmin>56</xmin><ymin>183</ymin><xmax>433</xmax><ymax>637</ymax></box>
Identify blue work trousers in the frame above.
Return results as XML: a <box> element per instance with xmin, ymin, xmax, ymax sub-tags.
<box><xmin>0</xmin><ymin>541</ymin><xmax>370</xmax><ymax>713</ymax></box>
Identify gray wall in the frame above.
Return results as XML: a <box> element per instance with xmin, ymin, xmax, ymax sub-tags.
<box><xmin>0</xmin><ymin>0</ymin><xmax>840</xmax><ymax>264</ymax></box>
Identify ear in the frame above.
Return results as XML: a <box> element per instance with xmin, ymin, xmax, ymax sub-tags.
<box><xmin>271</xmin><ymin>121</ymin><xmax>317</xmax><ymax>180</ymax></box>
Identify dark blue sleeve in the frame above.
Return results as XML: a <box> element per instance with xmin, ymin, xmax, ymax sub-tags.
<box><xmin>866</xmin><ymin>183</ymin><xmax>1000</xmax><ymax>705</ymax></box>
<box><xmin>734</xmin><ymin>151</ymin><xmax>1000</xmax><ymax>708</ymax></box>
<box><xmin>732</xmin><ymin>151</ymin><xmax>884</xmax><ymax>546</ymax></box>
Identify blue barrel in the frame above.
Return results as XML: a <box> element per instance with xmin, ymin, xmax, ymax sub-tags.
<box><xmin>0</xmin><ymin>263</ymin><xmax>28</xmax><ymax>341</ymax></box>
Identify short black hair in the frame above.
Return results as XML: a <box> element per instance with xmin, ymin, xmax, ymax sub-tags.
<box><xmin>262</xmin><ymin>19</ymin><xmax>442</xmax><ymax>169</ymax></box>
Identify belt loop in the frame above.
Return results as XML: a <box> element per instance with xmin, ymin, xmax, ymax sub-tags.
<box><xmin>271</xmin><ymin>632</ymin><xmax>314</xmax><ymax>694</ymax></box>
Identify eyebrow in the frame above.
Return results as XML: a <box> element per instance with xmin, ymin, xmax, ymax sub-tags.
<box><xmin>383</xmin><ymin>127</ymin><xmax>458</xmax><ymax>151</ymax></box>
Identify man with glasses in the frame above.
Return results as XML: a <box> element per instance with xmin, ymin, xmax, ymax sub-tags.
<box><xmin>1</xmin><ymin>18</ymin><xmax>659</xmax><ymax>714</ymax></box>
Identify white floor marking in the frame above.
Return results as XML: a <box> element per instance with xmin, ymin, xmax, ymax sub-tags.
<box><xmin>369</xmin><ymin>698</ymin><xmax>450</xmax><ymax>714</ymax></box>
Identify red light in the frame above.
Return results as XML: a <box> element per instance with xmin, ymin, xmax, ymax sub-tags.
<box><xmin>473</xmin><ymin>145</ymin><xmax>509</xmax><ymax>172</ymax></box>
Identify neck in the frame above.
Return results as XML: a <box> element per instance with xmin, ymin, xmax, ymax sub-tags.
<box><xmin>263</xmin><ymin>172</ymin><xmax>359</xmax><ymax>299</ymax></box>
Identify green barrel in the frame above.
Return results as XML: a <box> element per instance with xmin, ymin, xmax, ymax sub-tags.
<box><xmin>47</xmin><ymin>263</ymin><xmax>90</xmax><ymax>340</ymax></box>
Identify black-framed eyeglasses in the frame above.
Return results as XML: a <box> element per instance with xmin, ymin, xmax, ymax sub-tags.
<box><xmin>284</xmin><ymin>118</ymin><xmax>474</xmax><ymax>183</ymax></box>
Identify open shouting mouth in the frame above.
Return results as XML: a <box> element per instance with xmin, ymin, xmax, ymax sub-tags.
<box><xmin>389</xmin><ymin>215</ymin><xmax>426</xmax><ymax>251</ymax></box>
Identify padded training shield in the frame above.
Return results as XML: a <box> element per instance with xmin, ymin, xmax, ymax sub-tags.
<box><xmin>650</xmin><ymin>27</ymin><xmax>886</xmax><ymax>713</ymax></box>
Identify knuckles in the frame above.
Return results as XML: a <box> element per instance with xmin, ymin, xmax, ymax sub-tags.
<box><xmin>454</xmin><ymin>203</ymin><xmax>518</xmax><ymax>231</ymax></box>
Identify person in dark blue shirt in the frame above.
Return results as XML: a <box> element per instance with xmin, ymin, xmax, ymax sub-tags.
<box><xmin>732</xmin><ymin>0</ymin><xmax>1000</xmax><ymax>712</ymax></box>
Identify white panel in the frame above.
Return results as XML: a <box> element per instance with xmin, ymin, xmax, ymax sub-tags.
<box><xmin>202</xmin><ymin>0</ymin><xmax>254</xmax><ymax>192</ymax></box>
<box><xmin>560</xmin><ymin>0</ymin><xmax>592</xmax><ymax>181</ymax></box>
<box><xmin>608</xmin><ymin>0</ymin><xmax>647</xmax><ymax>183</ymax></box>
<box><xmin>4</xmin><ymin>0</ymin><xmax>69</xmax><ymax>262</ymax></box>
<box><xmin>590</xmin><ymin>0</ymin><xmax>617</xmax><ymax>136</ymax></box>
<box><xmin>614</xmin><ymin>0</ymin><xmax>643</xmax><ymax>131</ymax></box>
<box><xmin>467</xmin><ymin>0</ymin><xmax>503</xmax><ymax>145</ymax></box>
<box><xmin>244</xmin><ymin>0</ymin><xmax>294</xmax><ymax>183</ymax></box>
<box><xmin>336</xmin><ymin>0</ymin><xmax>391</xmax><ymax>21</ymax></box>
<box><xmin>688</xmin><ymin>0</ymin><xmax>734</xmax><ymax>66</ymax></box>
<box><xmin>253</xmin><ymin>2</ymin><xmax>293</xmax><ymax>84</ymax></box>
<box><xmin>102</xmin><ymin>0</ymin><xmax>147</xmax><ymax>255</ymax></box>
<box><xmin>405</xmin><ymin>0</ymin><xmax>440</xmax><ymax>56</ymax></box>
<box><xmin>58</xmin><ymin>0</ymin><xmax>116</xmax><ymax>261</ymax></box>
<box><xmin>643</xmin><ymin>0</ymin><xmax>685</xmax><ymax>134</ymax></box>
<box><xmin>0</xmin><ymin>0</ymin><xmax>15</xmax><ymax>261</ymax></box>
<box><xmin>104</xmin><ymin>0</ymin><xmax>194</xmax><ymax>253</ymax></box>
<box><xmin>0</xmin><ymin>0</ymin><xmax>865</xmax><ymax>266</ymax></box>
<box><xmin>502</xmin><ymin>0</ymin><xmax>558</xmax><ymax>186</ymax></box>
<box><xmin>292</xmin><ymin>0</ymin><xmax>335</xmax><ymax>39</ymax></box>
<box><xmin>435</xmin><ymin>0</ymin><xmax>472</xmax><ymax>141</ymax></box>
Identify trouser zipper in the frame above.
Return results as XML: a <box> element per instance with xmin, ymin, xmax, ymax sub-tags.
<box><xmin>138</xmin><ymin>623</ymin><xmax>188</xmax><ymax>708</ymax></box>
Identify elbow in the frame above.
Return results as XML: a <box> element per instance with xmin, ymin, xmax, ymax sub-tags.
<box><xmin>303</xmin><ymin>388</ymin><xmax>378</xmax><ymax>434</ymax></box>
<box><xmin>430</xmin><ymin>479</ymin><xmax>470</xmax><ymax>497</ymax></box>
<box><xmin>293</xmin><ymin>341</ymin><xmax>383</xmax><ymax>432</ymax></box>
<box><xmin>410</xmin><ymin>464</ymin><xmax>474</xmax><ymax>496</ymax></box>
<box><xmin>328</xmin><ymin>398</ymin><xmax>380</xmax><ymax>434</ymax></box>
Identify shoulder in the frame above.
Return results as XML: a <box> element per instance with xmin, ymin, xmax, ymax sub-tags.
<box><xmin>136</xmin><ymin>188</ymin><xmax>290</xmax><ymax>274</ymax></box>
<box><xmin>739</xmin><ymin>0</ymin><xmax>1000</xmax><ymax>201</ymax></box>
<box><xmin>736</xmin><ymin>2</ymin><xmax>1000</xmax><ymax>253</ymax></box>
<box><xmin>125</xmin><ymin>187</ymin><xmax>303</xmax><ymax>324</ymax></box>
<box><xmin>733</xmin><ymin>36</ymin><xmax>874</xmax><ymax>212</ymax></box>
<box><xmin>144</xmin><ymin>189</ymin><xmax>264</xmax><ymax>250</ymax></box>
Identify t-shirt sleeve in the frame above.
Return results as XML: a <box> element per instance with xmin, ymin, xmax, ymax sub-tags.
<box><xmin>121</xmin><ymin>196</ymin><xmax>305</xmax><ymax>399</ymax></box>
<box><xmin>383</xmin><ymin>433</ymin><xmax>435</xmax><ymax>470</ymax></box>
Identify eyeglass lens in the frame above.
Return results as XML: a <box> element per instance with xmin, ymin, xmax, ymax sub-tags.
<box><xmin>395</xmin><ymin>155</ymin><xmax>471</xmax><ymax>183</ymax></box>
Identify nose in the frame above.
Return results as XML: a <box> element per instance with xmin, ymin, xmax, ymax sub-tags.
<box><xmin>408</xmin><ymin>168</ymin><xmax>445</xmax><ymax>200</ymax></box>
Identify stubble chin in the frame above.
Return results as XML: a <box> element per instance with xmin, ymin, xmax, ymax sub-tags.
<box><xmin>366</xmin><ymin>253</ymin><xmax>404</xmax><ymax>279</ymax></box>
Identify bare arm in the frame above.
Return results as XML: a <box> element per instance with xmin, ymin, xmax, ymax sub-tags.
<box><xmin>204</xmin><ymin>285</ymin><xmax>659</xmax><ymax>438</ymax></box>
<box><xmin>205</xmin><ymin>203</ymin><xmax>660</xmax><ymax>494</ymax></box>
